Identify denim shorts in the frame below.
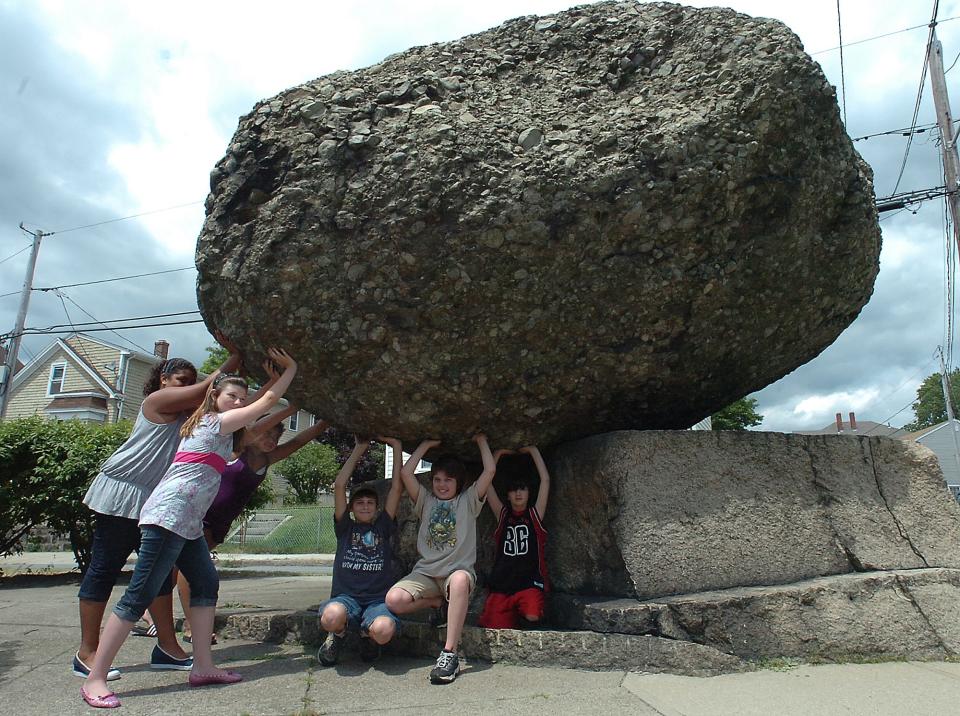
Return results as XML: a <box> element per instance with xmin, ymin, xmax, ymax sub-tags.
<box><xmin>319</xmin><ymin>594</ymin><xmax>401</xmax><ymax>635</ymax></box>
<box><xmin>78</xmin><ymin>513</ymin><xmax>174</xmax><ymax>602</ymax></box>
<box><xmin>112</xmin><ymin>525</ymin><xmax>219</xmax><ymax>623</ymax></box>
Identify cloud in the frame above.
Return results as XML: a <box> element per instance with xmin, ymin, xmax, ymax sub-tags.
<box><xmin>3</xmin><ymin>0</ymin><xmax>960</xmax><ymax>432</ymax></box>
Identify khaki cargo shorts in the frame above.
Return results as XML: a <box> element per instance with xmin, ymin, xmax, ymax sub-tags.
<box><xmin>393</xmin><ymin>569</ymin><xmax>476</xmax><ymax>601</ymax></box>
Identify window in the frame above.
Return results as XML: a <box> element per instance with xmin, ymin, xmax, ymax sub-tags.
<box><xmin>48</xmin><ymin>363</ymin><xmax>66</xmax><ymax>395</ymax></box>
<box><xmin>288</xmin><ymin>411</ymin><xmax>299</xmax><ymax>431</ymax></box>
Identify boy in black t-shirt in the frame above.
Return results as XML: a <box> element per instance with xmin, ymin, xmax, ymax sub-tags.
<box><xmin>478</xmin><ymin>445</ymin><xmax>551</xmax><ymax>629</ymax></box>
<box><xmin>317</xmin><ymin>437</ymin><xmax>403</xmax><ymax>665</ymax></box>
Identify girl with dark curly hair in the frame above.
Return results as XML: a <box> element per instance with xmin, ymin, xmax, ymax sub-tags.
<box><xmin>73</xmin><ymin>334</ymin><xmax>241</xmax><ymax>688</ymax></box>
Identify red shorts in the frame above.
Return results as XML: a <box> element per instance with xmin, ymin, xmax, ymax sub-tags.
<box><xmin>478</xmin><ymin>588</ymin><xmax>545</xmax><ymax>629</ymax></box>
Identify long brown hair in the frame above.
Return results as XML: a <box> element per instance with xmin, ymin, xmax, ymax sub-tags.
<box><xmin>180</xmin><ymin>375</ymin><xmax>248</xmax><ymax>438</ymax></box>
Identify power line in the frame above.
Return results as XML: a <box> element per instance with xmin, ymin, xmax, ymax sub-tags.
<box><xmin>47</xmin><ymin>200</ymin><xmax>203</xmax><ymax>237</ymax></box>
<box><xmin>891</xmin><ymin>1</ymin><xmax>940</xmax><ymax>196</ymax></box>
<box><xmin>860</xmin><ymin>397</ymin><xmax>918</xmax><ymax>433</ymax></box>
<box><xmin>836</xmin><ymin>0</ymin><xmax>848</xmax><ymax>126</ymax></box>
<box><xmin>0</xmin><ymin>244</ymin><xmax>32</xmax><ymax>265</ymax></box>
<box><xmin>22</xmin><ymin>310</ymin><xmax>200</xmax><ymax>334</ymax></box>
<box><xmin>876</xmin><ymin>184</ymin><xmax>950</xmax><ymax>212</ymax></box>
<box><xmin>58</xmin><ymin>292</ymin><xmax>153</xmax><ymax>354</ymax></box>
<box><xmin>52</xmin><ymin>289</ymin><xmax>103</xmax><ymax>368</ymax></box>
<box><xmin>946</xmin><ymin>46</ymin><xmax>960</xmax><ymax>73</ymax></box>
<box><xmin>2</xmin><ymin>318</ymin><xmax>204</xmax><ymax>341</ymax></box>
<box><xmin>852</xmin><ymin>121</ymin><xmax>939</xmax><ymax>142</ymax></box>
<box><xmin>810</xmin><ymin>14</ymin><xmax>960</xmax><ymax>55</ymax></box>
<box><xmin>34</xmin><ymin>266</ymin><xmax>194</xmax><ymax>292</ymax></box>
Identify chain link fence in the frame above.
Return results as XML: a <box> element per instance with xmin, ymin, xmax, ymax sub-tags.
<box><xmin>219</xmin><ymin>505</ymin><xmax>337</xmax><ymax>554</ymax></box>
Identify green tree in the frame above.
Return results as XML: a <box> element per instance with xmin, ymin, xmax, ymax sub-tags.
<box><xmin>904</xmin><ymin>369</ymin><xmax>960</xmax><ymax>431</ymax></box>
<box><xmin>0</xmin><ymin>416</ymin><xmax>131</xmax><ymax>570</ymax></box>
<box><xmin>711</xmin><ymin>397</ymin><xmax>763</xmax><ymax>431</ymax></box>
<box><xmin>199</xmin><ymin>344</ymin><xmax>230</xmax><ymax>376</ymax></box>
<box><xmin>272</xmin><ymin>441</ymin><xmax>339</xmax><ymax>504</ymax></box>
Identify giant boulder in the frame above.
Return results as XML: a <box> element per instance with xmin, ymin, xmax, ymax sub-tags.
<box><xmin>196</xmin><ymin>0</ymin><xmax>880</xmax><ymax>451</ymax></box>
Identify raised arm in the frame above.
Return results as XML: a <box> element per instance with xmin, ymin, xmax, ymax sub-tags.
<box><xmin>218</xmin><ymin>348</ymin><xmax>297</xmax><ymax>434</ymax></box>
<box><xmin>484</xmin><ymin>448</ymin><xmax>514</xmax><ymax>515</ymax></box>
<box><xmin>400</xmin><ymin>439</ymin><xmax>441</xmax><ymax>504</ymax></box>
<box><xmin>243</xmin><ymin>359</ymin><xmax>281</xmax><ymax>407</ymax></box>
<box><xmin>472</xmin><ymin>433</ymin><xmax>497</xmax><ymax>500</ymax></box>
<box><xmin>267</xmin><ymin>417</ymin><xmax>330</xmax><ymax>464</ymax></box>
<box><xmin>333</xmin><ymin>437</ymin><xmax>370</xmax><ymax>522</ymax></box>
<box><xmin>248</xmin><ymin>403</ymin><xmax>297</xmax><ymax>440</ymax></box>
<box><xmin>378</xmin><ymin>436</ymin><xmax>405</xmax><ymax>518</ymax></box>
<box><xmin>520</xmin><ymin>445</ymin><xmax>551</xmax><ymax>517</ymax></box>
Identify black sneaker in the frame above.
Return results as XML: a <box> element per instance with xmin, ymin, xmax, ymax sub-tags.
<box><xmin>317</xmin><ymin>632</ymin><xmax>343</xmax><ymax>666</ymax></box>
<box><xmin>359</xmin><ymin>637</ymin><xmax>381</xmax><ymax>663</ymax></box>
<box><xmin>429</xmin><ymin>650</ymin><xmax>459</xmax><ymax>684</ymax></box>
<box><xmin>428</xmin><ymin>603</ymin><xmax>448</xmax><ymax>628</ymax></box>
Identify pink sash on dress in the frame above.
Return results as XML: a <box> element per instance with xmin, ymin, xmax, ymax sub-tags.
<box><xmin>172</xmin><ymin>451</ymin><xmax>227</xmax><ymax>474</ymax></box>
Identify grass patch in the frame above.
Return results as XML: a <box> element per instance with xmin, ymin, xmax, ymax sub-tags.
<box><xmin>218</xmin><ymin>507</ymin><xmax>337</xmax><ymax>554</ymax></box>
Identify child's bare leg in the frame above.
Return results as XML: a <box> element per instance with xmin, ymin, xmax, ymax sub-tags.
<box><xmin>320</xmin><ymin>602</ymin><xmax>349</xmax><ymax>635</ymax></box>
<box><xmin>443</xmin><ymin>571</ymin><xmax>471</xmax><ymax>652</ymax></box>
<box><xmin>367</xmin><ymin>615</ymin><xmax>397</xmax><ymax>645</ymax></box>
<box><xmin>77</xmin><ymin>599</ymin><xmax>108</xmax><ymax>663</ymax></box>
<box><xmin>149</xmin><ymin>592</ymin><xmax>189</xmax><ymax>659</ymax></box>
<box><xmin>84</xmin><ymin>614</ymin><xmax>135</xmax><ymax>698</ymax></box>
<box><xmin>385</xmin><ymin>587</ymin><xmax>442</xmax><ymax>615</ymax></box>
<box><xmin>188</xmin><ymin>606</ymin><xmax>230</xmax><ymax>677</ymax></box>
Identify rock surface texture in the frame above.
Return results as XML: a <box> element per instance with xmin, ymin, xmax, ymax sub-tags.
<box><xmin>547</xmin><ymin>431</ymin><xmax>960</xmax><ymax>598</ymax></box>
<box><xmin>196</xmin><ymin>0</ymin><xmax>881</xmax><ymax>451</ymax></box>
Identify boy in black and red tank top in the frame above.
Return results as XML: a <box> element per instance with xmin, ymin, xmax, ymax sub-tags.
<box><xmin>478</xmin><ymin>445</ymin><xmax>551</xmax><ymax>629</ymax></box>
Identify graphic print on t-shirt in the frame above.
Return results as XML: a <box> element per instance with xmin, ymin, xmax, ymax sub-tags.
<box><xmin>502</xmin><ymin>524</ymin><xmax>529</xmax><ymax>556</ymax></box>
<box><xmin>340</xmin><ymin>527</ymin><xmax>384</xmax><ymax>573</ymax></box>
<box><xmin>427</xmin><ymin>501</ymin><xmax>457</xmax><ymax>551</ymax></box>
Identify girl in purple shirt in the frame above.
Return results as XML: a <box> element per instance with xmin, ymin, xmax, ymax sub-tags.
<box><xmin>178</xmin><ymin>405</ymin><xmax>330</xmax><ymax>642</ymax></box>
<box><xmin>81</xmin><ymin>349</ymin><xmax>297</xmax><ymax>709</ymax></box>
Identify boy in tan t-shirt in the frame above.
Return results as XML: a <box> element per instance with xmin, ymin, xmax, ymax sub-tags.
<box><xmin>385</xmin><ymin>433</ymin><xmax>497</xmax><ymax>684</ymax></box>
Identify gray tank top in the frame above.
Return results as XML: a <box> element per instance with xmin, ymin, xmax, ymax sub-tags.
<box><xmin>82</xmin><ymin>408</ymin><xmax>187</xmax><ymax>519</ymax></box>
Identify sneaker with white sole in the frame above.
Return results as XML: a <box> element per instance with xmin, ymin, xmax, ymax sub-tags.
<box><xmin>429</xmin><ymin>650</ymin><xmax>459</xmax><ymax>684</ymax></box>
<box><xmin>72</xmin><ymin>652</ymin><xmax>121</xmax><ymax>681</ymax></box>
<box><xmin>316</xmin><ymin>632</ymin><xmax>343</xmax><ymax>666</ymax></box>
<box><xmin>150</xmin><ymin>644</ymin><xmax>194</xmax><ymax>671</ymax></box>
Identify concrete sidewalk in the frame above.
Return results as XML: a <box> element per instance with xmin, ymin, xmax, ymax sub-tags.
<box><xmin>1</xmin><ymin>559</ymin><xmax>958</xmax><ymax>714</ymax></box>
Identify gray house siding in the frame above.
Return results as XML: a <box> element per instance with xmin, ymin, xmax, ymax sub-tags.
<box><xmin>915</xmin><ymin>420</ymin><xmax>960</xmax><ymax>500</ymax></box>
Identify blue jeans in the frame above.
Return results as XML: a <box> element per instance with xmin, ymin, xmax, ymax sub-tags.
<box><xmin>319</xmin><ymin>595</ymin><xmax>401</xmax><ymax>635</ymax></box>
<box><xmin>112</xmin><ymin>525</ymin><xmax>218</xmax><ymax>623</ymax></box>
<box><xmin>78</xmin><ymin>513</ymin><xmax>174</xmax><ymax>602</ymax></box>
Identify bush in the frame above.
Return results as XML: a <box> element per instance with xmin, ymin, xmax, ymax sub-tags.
<box><xmin>0</xmin><ymin>416</ymin><xmax>131</xmax><ymax>571</ymax></box>
<box><xmin>320</xmin><ymin>427</ymin><xmax>386</xmax><ymax>483</ymax></box>
<box><xmin>272</xmin><ymin>441</ymin><xmax>339</xmax><ymax>504</ymax></box>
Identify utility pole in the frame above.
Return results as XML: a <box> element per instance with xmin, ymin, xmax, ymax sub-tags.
<box><xmin>0</xmin><ymin>224</ymin><xmax>46</xmax><ymax>419</ymax></box>
<box><xmin>929</xmin><ymin>30</ymin><xmax>960</xmax><ymax>255</ymax></box>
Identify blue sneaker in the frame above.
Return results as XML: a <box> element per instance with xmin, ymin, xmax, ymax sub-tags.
<box><xmin>150</xmin><ymin>644</ymin><xmax>194</xmax><ymax>671</ymax></box>
<box><xmin>72</xmin><ymin>652</ymin><xmax>121</xmax><ymax>681</ymax></box>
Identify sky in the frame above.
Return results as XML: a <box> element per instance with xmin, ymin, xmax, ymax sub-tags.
<box><xmin>1</xmin><ymin>0</ymin><xmax>959</xmax><ymax>432</ymax></box>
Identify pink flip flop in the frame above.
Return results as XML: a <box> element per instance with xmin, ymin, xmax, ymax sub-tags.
<box><xmin>188</xmin><ymin>671</ymin><xmax>243</xmax><ymax>687</ymax></box>
<box><xmin>80</xmin><ymin>686</ymin><xmax>121</xmax><ymax>708</ymax></box>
